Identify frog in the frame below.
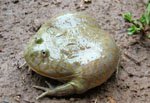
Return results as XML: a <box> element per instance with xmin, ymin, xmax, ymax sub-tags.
<box><xmin>24</xmin><ymin>12</ymin><xmax>121</xmax><ymax>99</ymax></box>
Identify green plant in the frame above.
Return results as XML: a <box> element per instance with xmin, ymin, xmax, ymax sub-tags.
<box><xmin>123</xmin><ymin>0</ymin><xmax>150</xmax><ymax>38</ymax></box>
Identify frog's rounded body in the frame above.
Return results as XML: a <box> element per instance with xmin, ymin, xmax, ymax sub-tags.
<box><xmin>24</xmin><ymin>12</ymin><xmax>120</xmax><ymax>99</ymax></box>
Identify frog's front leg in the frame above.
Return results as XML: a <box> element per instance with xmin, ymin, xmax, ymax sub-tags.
<box><xmin>33</xmin><ymin>78</ymin><xmax>88</xmax><ymax>99</ymax></box>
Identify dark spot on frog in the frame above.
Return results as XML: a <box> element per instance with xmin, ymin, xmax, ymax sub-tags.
<box><xmin>80</xmin><ymin>47</ymin><xmax>85</xmax><ymax>50</ymax></box>
<box><xmin>67</xmin><ymin>43</ymin><xmax>76</xmax><ymax>46</ymax></box>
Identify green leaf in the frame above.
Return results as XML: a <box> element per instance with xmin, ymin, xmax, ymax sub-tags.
<box><xmin>140</xmin><ymin>15</ymin><xmax>146</xmax><ymax>24</ymax></box>
<box><xmin>128</xmin><ymin>32</ymin><xmax>134</xmax><ymax>35</ymax></box>
<box><xmin>145</xmin><ymin>12</ymin><xmax>150</xmax><ymax>24</ymax></box>
<box><xmin>127</xmin><ymin>28</ymin><xmax>133</xmax><ymax>31</ymax></box>
<box><xmin>146</xmin><ymin>2</ymin><xmax>150</xmax><ymax>13</ymax></box>
<box><xmin>123</xmin><ymin>13</ymin><xmax>132</xmax><ymax>21</ymax></box>
<box><xmin>147</xmin><ymin>0</ymin><xmax>150</xmax><ymax>7</ymax></box>
<box><xmin>123</xmin><ymin>0</ymin><xmax>150</xmax><ymax>38</ymax></box>
<box><xmin>148</xmin><ymin>34</ymin><xmax>150</xmax><ymax>38</ymax></box>
<box><xmin>131</xmin><ymin>24</ymin><xmax>137</xmax><ymax>30</ymax></box>
<box><xmin>144</xmin><ymin>2</ymin><xmax>150</xmax><ymax>25</ymax></box>
<box><xmin>127</xmin><ymin>24</ymin><xmax>141</xmax><ymax>35</ymax></box>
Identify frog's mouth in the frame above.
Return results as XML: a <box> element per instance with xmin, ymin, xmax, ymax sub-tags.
<box><xmin>24</xmin><ymin>48</ymin><xmax>74</xmax><ymax>81</ymax></box>
<box><xmin>24</xmin><ymin>46</ymin><xmax>55</xmax><ymax>77</ymax></box>
<box><xmin>24</xmin><ymin>46</ymin><xmax>41</xmax><ymax>69</ymax></box>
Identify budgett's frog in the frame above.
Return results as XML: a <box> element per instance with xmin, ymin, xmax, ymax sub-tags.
<box><xmin>24</xmin><ymin>12</ymin><xmax>120</xmax><ymax>99</ymax></box>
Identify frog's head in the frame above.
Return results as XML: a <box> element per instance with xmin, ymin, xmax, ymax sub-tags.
<box><xmin>24</xmin><ymin>36</ymin><xmax>50</xmax><ymax>71</ymax></box>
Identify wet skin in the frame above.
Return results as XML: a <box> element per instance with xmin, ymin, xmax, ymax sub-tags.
<box><xmin>24</xmin><ymin>12</ymin><xmax>121</xmax><ymax>99</ymax></box>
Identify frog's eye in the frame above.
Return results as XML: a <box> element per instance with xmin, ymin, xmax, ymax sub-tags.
<box><xmin>35</xmin><ymin>36</ymin><xmax>43</xmax><ymax>44</ymax></box>
<box><xmin>41</xmin><ymin>49</ymin><xmax>49</xmax><ymax>57</ymax></box>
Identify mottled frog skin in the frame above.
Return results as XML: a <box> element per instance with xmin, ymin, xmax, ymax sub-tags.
<box><xmin>24</xmin><ymin>12</ymin><xmax>120</xmax><ymax>99</ymax></box>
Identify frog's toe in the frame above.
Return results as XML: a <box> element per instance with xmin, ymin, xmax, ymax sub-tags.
<box><xmin>33</xmin><ymin>85</ymin><xmax>51</xmax><ymax>100</ymax></box>
<box><xmin>19</xmin><ymin>62</ymin><xmax>27</xmax><ymax>68</ymax></box>
<box><xmin>45</xmin><ymin>81</ymin><xmax>54</xmax><ymax>89</ymax></box>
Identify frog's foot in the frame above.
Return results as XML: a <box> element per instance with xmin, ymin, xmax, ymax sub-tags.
<box><xmin>33</xmin><ymin>85</ymin><xmax>51</xmax><ymax>100</ymax></box>
<box><xmin>33</xmin><ymin>78</ymin><xmax>88</xmax><ymax>99</ymax></box>
<box><xmin>33</xmin><ymin>81</ymin><xmax>54</xmax><ymax>99</ymax></box>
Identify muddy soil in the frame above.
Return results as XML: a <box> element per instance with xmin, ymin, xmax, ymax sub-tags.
<box><xmin>0</xmin><ymin>0</ymin><xmax>150</xmax><ymax>103</ymax></box>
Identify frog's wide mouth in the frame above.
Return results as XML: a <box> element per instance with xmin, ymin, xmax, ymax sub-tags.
<box><xmin>24</xmin><ymin>45</ymin><xmax>52</xmax><ymax>71</ymax></box>
<box><xmin>24</xmin><ymin>46</ymin><xmax>41</xmax><ymax>67</ymax></box>
<box><xmin>24</xmin><ymin>46</ymin><xmax>39</xmax><ymax>59</ymax></box>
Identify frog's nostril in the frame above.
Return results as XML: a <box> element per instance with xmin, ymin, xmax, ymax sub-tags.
<box><xmin>30</xmin><ymin>50</ymin><xmax>39</xmax><ymax>57</ymax></box>
<box><xmin>35</xmin><ymin>36</ymin><xmax>43</xmax><ymax>44</ymax></box>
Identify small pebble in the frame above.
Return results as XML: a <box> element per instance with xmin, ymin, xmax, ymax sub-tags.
<box><xmin>11</xmin><ymin>0</ymin><xmax>19</xmax><ymax>4</ymax></box>
<box><xmin>84</xmin><ymin>0</ymin><xmax>91</xmax><ymax>3</ymax></box>
<box><xmin>14</xmin><ymin>95</ymin><xmax>21</xmax><ymax>101</ymax></box>
<box><xmin>1</xmin><ymin>100</ymin><xmax>9</xmax><ymax>103</ymax></box>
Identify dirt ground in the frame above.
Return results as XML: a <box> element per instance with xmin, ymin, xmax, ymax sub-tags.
<box><xmin>0</xmin><ymin>0</ymin><xmax>150</xmax><ymax>103</ymax></box>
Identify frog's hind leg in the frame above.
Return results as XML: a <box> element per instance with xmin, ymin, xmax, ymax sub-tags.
<box><xmin>33</xmin><ymin>78</ymin><xmax>88</xmax><ymax>99</ymax></box>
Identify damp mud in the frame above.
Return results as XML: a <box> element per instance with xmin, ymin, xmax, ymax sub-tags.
<box><xmin>0</xmin><ymin>0</ymin><xmax>150</xmax><ymax>103</ymax></box>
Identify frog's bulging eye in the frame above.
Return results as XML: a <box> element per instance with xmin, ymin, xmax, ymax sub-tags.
<box><xmin>35</xmin><ymin>36</ymin><xmax>43</xmax><ymax>44</ymax></box>
<box><xmin>41</xmin><ymin>49</ymin><xmax>49</xmax><ymax>57</ymax></box>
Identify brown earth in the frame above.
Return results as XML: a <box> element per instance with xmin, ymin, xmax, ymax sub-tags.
<box><xmin>0</xmin><ymin>0</ymin><xmax>150</xmax><ymax>103</ymax></box>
